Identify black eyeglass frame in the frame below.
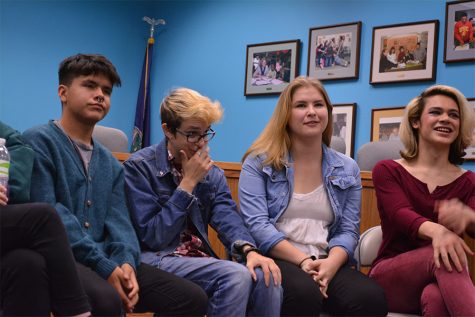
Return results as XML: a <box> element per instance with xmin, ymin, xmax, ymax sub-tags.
<box><xmin>175</xmin><ymin>128</ymin><xmax>216</xmax><ymax>143</ymax></box>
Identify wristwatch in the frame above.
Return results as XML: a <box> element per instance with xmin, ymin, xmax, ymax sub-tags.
<box><xmin>243</xmin><ymin>246</ymin><xmax>260</xmax><ymax>258</ymax></box>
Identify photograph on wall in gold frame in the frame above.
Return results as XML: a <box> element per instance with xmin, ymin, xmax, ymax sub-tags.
<box><xmin>371</xmin><ymin>107</ymin><xmax>405</xmax><ymax>142</ymax></box>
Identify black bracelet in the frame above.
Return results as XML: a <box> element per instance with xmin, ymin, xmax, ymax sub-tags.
<box><xmin>298</xmin><ymin>255</ymin><xmax>317</xmax><ymax>268</ymax></box>
<box><xmin>243</xmin><ymin>246</ymin><xmax>260</xmax><ymax>258</ymax></box>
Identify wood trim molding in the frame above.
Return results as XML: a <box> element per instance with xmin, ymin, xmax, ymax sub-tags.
<box><xmin>113</xmin><ymin>152</ymin><xmax>131</xmax><ymax>163</ymax></box>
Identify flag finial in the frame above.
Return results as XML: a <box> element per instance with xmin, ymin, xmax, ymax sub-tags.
<box><xmin>143</xmin><ymin>16</ymin><xmax>166</xmax><ymax>39</ymax></box>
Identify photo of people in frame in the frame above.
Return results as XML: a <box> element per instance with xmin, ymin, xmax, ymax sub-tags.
<box><xmin>378</xmin><ymin>31</ymin><xmax>428</xmax><ymax>73</ymax></box>
<box><xmin>378</xmin><ymin>118</ymin><xmax>402</xmax><ymax>142</ymax></box>
<box><xmin>453</xmin><ymin>8</ymin><xmax>475</xmax><ymax>51</ymax></box>
<box><xmin>252</xmin><ymin>49</ymin><xmax>292</xmax><ymax>86</ymax></box>
<box><xmin>332</xmin><ymin>113</ymin><xmax>348</xmax><ymax>141</ymax></box>
<box><xmin>315</xmin><ymin>32</ymin><xmax>351</xmax><ymax>71</ymax></box>
<box><xmin>444</xmin><ymin>1</ymin><xmax>475</xmax><ymax>63</ymax></box>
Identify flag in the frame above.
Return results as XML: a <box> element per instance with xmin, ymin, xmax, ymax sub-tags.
<box><xmin>131</xmin><ymin>37</ymin><xmax>154</xmax><ymax>152</ymax></box>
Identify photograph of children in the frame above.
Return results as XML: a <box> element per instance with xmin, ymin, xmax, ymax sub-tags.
<box><xmin>464</xmin><ymin>98</ymin><xmax>475</xmax><ymax>160</ymax></box>
<box><xmin>444</xmin><ymin>1</ymin><xmax>475</xmax><ymax>63</ymax></box>
<box><xmin>245</xmin><ymin>40</ymin><xmax>299</xmax><ymax>96</ymax></box>
<box><xmin>370</xmin><ymin>20</ymin><xmax>438</xmax><ymax>84</ymax></box>
<box><xmin>378</xmin><ymin>32</ymin><xmax>428</xmax><ymax>73</ymax></box>
<box><xmin>252</xmin><ymin>49</ymin><xmax>292</xmax><ymax>86</ymax></box>
<box><xmin>308</xmin><ymin>22</ymin><xmax>361</xmax><ymax>81</ymax></box>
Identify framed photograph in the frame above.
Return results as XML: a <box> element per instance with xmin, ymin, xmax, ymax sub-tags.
<box><xmin>371</xmin><ymin>107</ymin><xmax>405</xmax><ymax>141</ymax></box>
<box><xmin>370</xmin><ymin>20</ymin><xmax>439</xmax><ymax>84</ymax></box>
<box><xmin>464</xmin><ymin>98</ymin><xmax>475</xmax><ymax>160</ymax></box>
<box><xmin>307</xmin><ymin>22</ymin><xmax>362</xmax><ymax>81</ymax></box>
<box><xmin>332</xmin><ymin>103</ymin><xmax>357</xmax><ymax>157</ymax></box>
<box><xmin>244</xmin><ymin>40</ymin><xmax>300</xmax><ymax>96</ymax></box>
<box><xmin>444</xmin><ymin>0</ymin><xmax>475</xmax><ymax>63</ymax></box>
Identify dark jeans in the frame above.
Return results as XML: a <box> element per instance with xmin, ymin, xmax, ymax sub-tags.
<box><xmin>275</xmin><ymin>259</ymin><xmax>388</xmax><ymax>316</ymax></box>
<box><xmin>77</xmin><ymin>261</ymin><xmax>208</xmax><ymax>316</ymax></box>
<box><xmin>0</xmin><ymin>203</ymin><xmax>207</xmax><ymax>317</ymax></box>
<box><xmin>0</xmin><ymin>203</ymin><xmax>90</xmax><ymax>316</ymax></box>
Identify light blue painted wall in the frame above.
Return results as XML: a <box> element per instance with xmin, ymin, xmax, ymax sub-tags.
<box><xmin>1</xmin><ymin>0</ymin><xmax>474</xmax><ymax>170</ymax></box>
<box><xmin>1</xmin><ymin>0</ymin><xmax>155</xmax><ymax>134</ymax></box>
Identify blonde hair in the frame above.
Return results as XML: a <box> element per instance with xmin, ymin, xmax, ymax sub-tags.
<box><xmin>160</xmin><ymin>88</ymin><xmax>223</xmax><ymax>132</ymax></box>
<box><xmin>242</xmin><ymin>76</ymin><xmax>333</xmax><ymax>170</ymax></box>
<box><xmin>399</xmin><ymin>84</ymin><xmax>475</xmax><ymax>165</ymax></box>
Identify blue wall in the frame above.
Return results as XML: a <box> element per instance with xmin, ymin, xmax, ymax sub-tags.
<box><xmin>1</xmin><ymin>0</ymin><xmax>474</xmax><ymax>170</ymax></box>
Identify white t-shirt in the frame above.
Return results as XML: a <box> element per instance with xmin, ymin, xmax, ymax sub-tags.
<box><xmin>276</xmin><ymin>184</ymin><xmax>334</xmax><ymax>258</ymax></box>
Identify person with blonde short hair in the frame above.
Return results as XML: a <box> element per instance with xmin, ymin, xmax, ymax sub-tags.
<box><xmin>370</xmin><ymin>84</ymin><xmax>475</xmax><ymax>316</ymax></box>
<box><xmin>239</xmin><ymin>76</ymin><xmax>388</xmax><ymax>316</ymax></box>
<box><xmin>124</xmin><ymin>88</ymin><xmax>283</xmax><ymax>317</ymax></box>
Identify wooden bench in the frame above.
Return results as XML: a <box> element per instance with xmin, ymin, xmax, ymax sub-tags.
<box><xmin>112</xmin><ymin>153</ymin><xmax>474</xmax><ymax>284</ymax></box>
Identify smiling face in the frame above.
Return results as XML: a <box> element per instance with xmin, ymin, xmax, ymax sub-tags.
<box><xmin>413</xmin><ymin>94</ymin><xmax>460</xmax><ymax>148</ymax></box>
<box><xmin>58</xmin><ymin>74</ymin><xmax>112</xmax><ymax>125</ymax></box>
<box><xmin>288</xmin><ymin>85</ymin><xmax>328</xmax><ymax>142</ymax></box>
<box><xmin>163</xmin><ymin>118</ymin><xmax>210</xmax><ymax>163</ymax></box>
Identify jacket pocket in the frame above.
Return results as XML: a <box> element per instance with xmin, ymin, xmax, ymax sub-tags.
<box><xmin>329</xmin><ymin>175</ymin><xmax>357</xmax><ymax>190</ymax></box>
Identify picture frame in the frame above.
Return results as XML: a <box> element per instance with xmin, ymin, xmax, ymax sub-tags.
<box><xmin>464</xmin><ymin>98</ymin><xmax>475</xmax><ymax>160</ymax></box>
<box><xmin>371</xmin><ymin>107</ymin><xmax>405</xmax><ymax>141</ymax></box>
<box><xmin>332</xmin><ymin>103</ymin><xmax>357</xmax><ymax>157</ymax></box>
<box><xmin>307</xmin><ymin>22</ymin><xmax>362</xmax><ymax>81</ymax></box>
<box><xmin>244</xmin><ymin>40</ymin><xmax>300</xmax><ymax>96</ymax></box>
<box><xmin>444</xmin><ymin>0</ymin><xmax>475</xmax><ymax>63</ymax></box>
<box><xmin>370</xmin><ymin>20</ymin><xmax>439</xmax><ymax>84</ymax></box>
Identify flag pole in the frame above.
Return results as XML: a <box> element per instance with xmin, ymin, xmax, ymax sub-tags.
<box><xmin>131</xmin><ymin>17</ymin><xmax>166</xmax><ymax>153</ymax></box>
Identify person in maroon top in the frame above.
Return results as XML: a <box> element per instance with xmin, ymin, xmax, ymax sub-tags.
<box><xmin>369</xmin><ymin>84</ymin><xmax>475</xmax><ymax>316</ymax></box>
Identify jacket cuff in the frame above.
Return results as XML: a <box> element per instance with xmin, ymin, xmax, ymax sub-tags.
<box><xmin>111</xmin><ymin>254</ymin><xmax>139</xmax><ymax>272</ymax></box>
<box><xmin>232</xmin><ymin>240</ymin><xmax>256</xmax><ymax>262</ymax></box>
<box><xmin>170</xmin><ymin>187</ymin><xmax>197</xmax><ymax>211</ymax></box>
<box><xmin>94</xmin><ymin>257</ymin><xmax>120</xmax><ymax>279</ymax></box>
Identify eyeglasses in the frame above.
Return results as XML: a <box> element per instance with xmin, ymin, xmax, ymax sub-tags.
<box><xmin>175</xmin><ymin>128</ymin><xmax>216</xmax><ymax>143</ymax></box>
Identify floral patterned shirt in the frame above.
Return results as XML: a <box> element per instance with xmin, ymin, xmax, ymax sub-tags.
<box><xmin>168</xmin><ymin>150</ymin><xmax>209</xmax><ymax>258</ymax></box>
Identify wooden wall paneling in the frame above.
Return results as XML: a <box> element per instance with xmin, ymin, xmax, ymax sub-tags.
<box><xmin>360</xmin><ymin>171</ymin><xmax>381</xmax><ymax>233</ymax></box>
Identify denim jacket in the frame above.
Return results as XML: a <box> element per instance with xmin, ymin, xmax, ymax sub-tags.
<box><xmin>238</xmin><ymin>145</ymin><xmax>362</xmax><ymax>261</ymax></box>
<box><xmin>124</xmin><ymin>139</ymin><xmax>255</xmax><ymax>263</ymax></box>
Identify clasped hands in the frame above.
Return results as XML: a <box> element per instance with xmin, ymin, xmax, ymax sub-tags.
<box><xmin>300</xmin><ymin>257</ymin><xmax>338</xmax><ymax>299</ymax></box>
<box><xmin>107</xmin><ymin>263</ymin><xmax>139</xmax><ymax>313</ymax></box>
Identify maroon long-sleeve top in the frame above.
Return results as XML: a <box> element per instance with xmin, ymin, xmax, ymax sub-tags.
<box><xmin>371</xmin><ymin>160</ymin><xmax>475</xmax><ymax>267</ymax></box>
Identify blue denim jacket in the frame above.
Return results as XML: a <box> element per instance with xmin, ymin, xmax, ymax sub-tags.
<box><xmin>124</xmin><ymin>139</ymin><xmax>255</xmax><ymax>263</ymax></box>
<box><xmin>238</xmin><ymin>145</ymin><xmax>362</xmax><ymax>261</ymax></box>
